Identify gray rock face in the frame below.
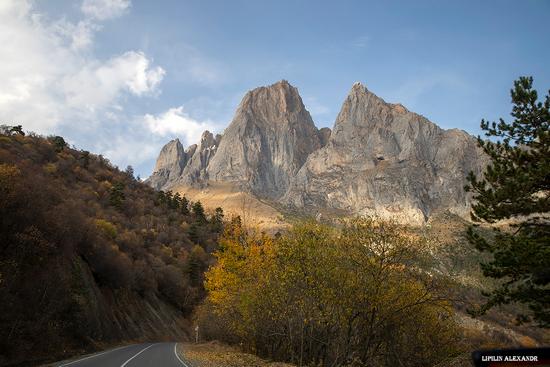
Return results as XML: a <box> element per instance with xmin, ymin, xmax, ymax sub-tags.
<box><xmin>180</xmin><ymin>130</ymin><xmax>221</xmax><ymax>185</ymax></box>
<box><xmin>147</xmin><ymin>131</ymin><xmax>221</xmax><ymax>190</ymax></box>
<box><xmin>148</xmin><ymin>80</ymin><xmax>487</xmax><ymax>223</ymax></box>
<box><xmin>146</xmin><ymin>138</ymin><xmax>187</xmax><ymax>190</ymax></box>
<box><xmin>282</xmin><ymin>82</ymin><xmax>487</xmax><ymax>223</ymax></box>
<box><xmin>318</xmin><ymin>127</ymin><xmax>331</xmax><ymax>147</ymax></box>
<box><xmin>206</xmin><ymin>80</ymin><xmax>322</xmax><ymax>199</ymax></box>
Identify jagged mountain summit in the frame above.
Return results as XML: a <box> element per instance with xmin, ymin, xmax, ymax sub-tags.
<box><xmin>148</xmin><ymin>80</ymin><xmax>486</xmax><ymax>224</ymax></box>
<box><xmin>206</xmin><ymin>80</ymin><xmax>326</xmax><ymax>199</ymax></box>
<box><xmin>283</xmin><ymin>82</ymin><xmax>486</xmax><ymax>222</ymax></box>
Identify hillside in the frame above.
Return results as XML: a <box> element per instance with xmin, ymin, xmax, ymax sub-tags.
<box><xmin>0</xmin><ymin>131</ymin><xmax>221</xmax><ymax>366</ymax></box>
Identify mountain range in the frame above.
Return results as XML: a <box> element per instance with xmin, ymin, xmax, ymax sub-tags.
<box><xmin>147</xmin><ymin>80</ymin><xmax>487</xmax><ymax>225</ymax></box>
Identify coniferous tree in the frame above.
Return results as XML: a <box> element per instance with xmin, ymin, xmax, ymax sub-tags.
<box><xmin>171</xmin><ymin>192</ymin><xmax>182</xmax><ymax>210</ymax></box>
<box><xmin>51</xmin><ymin>136</ymin><xmax>67</xmax><ymax>152</ymax></box>
<box><xmin>79</xmin><ymin>150</ymin><xmax>90</xmax><ymax>168</ymax></box>
<box><xmin>180</xmin><ymin>195</ymin><xmax>190</xmax><ymax>215</ymax></box>
<box><xmin>212</xmin><ymin>207</ymin><xmax>224</xmax><ymax>232</ymax></box>
<box><xmin>192</xmin><ymin>201</ymin><xmax>207</xmax><ymax>224</ymax></box>
<box><xmin>466</xmin><ymin>76</ymin><xmax>549</xmax><ymax>327</ymax></box>
<box><xmin>125</xmin><ymin>165</ymin><xmax>135</xmax><ymax>180</ymax></box>
<box><xmin>9</xmin><ymin>125</ymin><xmax>24</xmax><ymax>136</ymax></box>
<box><xmin>109</xmin><ymin>182</ymin><xmax>126</xmax><ymax>209</ymax></box>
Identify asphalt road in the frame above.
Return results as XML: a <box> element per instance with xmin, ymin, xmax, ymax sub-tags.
<box><xmin>55</xmin><ymin>343</ymin><xmax>191</xmax><ymax>367</ymax></box>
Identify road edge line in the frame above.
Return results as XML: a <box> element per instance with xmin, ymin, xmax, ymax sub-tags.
<box><xmin>174</xmin><ymin>343</ymin><xmax>191</xmax><ymax>367</ymax></box>
<box><xmin>120</xmin><ymin>343</ymin><xmax>156</xmax><ymax>367</ymax></box>
<box><xmin>58</xmin><ymin>344</ymin><xmax>132</xmax><ymax>366</ymax></box>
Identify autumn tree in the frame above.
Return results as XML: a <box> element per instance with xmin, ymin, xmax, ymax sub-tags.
<box><xmin>202</xmin><ymin>218</ymin><xmax>460</xmax><ymax>367</ymax></box>
<box><xmin>0</xmin><ymin>131</ymin><xmax>222</xmax><ymax>364</ymax></box>
<box><xmin>466</xmin><ymin>77</ymin><xmax>549</xmax><ymax>327</ymax></box>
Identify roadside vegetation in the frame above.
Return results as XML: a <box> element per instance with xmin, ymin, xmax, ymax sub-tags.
<box><xmin>180</xmin><ymin>342</ymin><xmax>294</xmax><ymax>367</ymax></box>
<box><xmin>0</xmin><ymin>129</ymin><xmax>221</xmax><ymax>365</ymax></box>
<box><xmin>198</xmin><ymin>217</ymin><xmax>463</xmax><ymax>367</ymax></box>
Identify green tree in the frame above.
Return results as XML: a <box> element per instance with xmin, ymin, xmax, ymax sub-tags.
<box><xmin>51</xmin><ymin>136</ymin><xmax>67</xmax><ymax>152</ymax></box>
<box><xmin>156</xmin><ymin>190</ymin><xmax>166</xmax><ymax>205</ymax></box>
<box><xmin>192</xmin><ymin>201</ymin><xmax>207</xmax><ymax>223</ymax></box>
<box><xmin>212</xmin><ymin>207</ymin><xmax>224</xmax><ymax>232</ymax></box>
<box><xmin>180</xmin><ymin>195</ymin><xmax>190</xmax><ymax>215</ymax></box>
<box><xmin>466</xmin><ymin>76</ymin><xmax>549</xmax><ymax>327</ymax></box>
<box><xmin>171</xmin><ymin>192</ymin><xmax>182</xmax><ymax>210</ymax></box>
<box><xmin>186</xmin><ymin>245</ymin><xmax>208</xmax><ymax>285</ymax></box>
<box><xmin>125</xmin><ymin>165</ymin><xmax>135</xmax><ymax>179</ymax></box>
<box><xmin>9</xmin><ymin>125</ymin><xmax>25</xmax><ymax>136</ymax></box>
<box><xmin>79</xmin><ymin>150</ymin><xmax>90</xmax><ymax>168</ymax></box>
<box><xmin>109</xmin><ymin>182</ymin><xmax>125</xmax><ymax>209</ymax></box>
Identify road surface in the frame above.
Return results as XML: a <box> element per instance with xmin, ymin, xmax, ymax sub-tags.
<box><xmin>55</xmin><ymin>343</ymin><xmax>191</xmax><ymax>367</ymax></box>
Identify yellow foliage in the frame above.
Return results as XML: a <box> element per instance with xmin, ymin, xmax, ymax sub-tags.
<box><xmin>43</xmin><ymin>162</ymin><xmax>57</xmax><ymax>174</ymax></box>
<box><xmin>95</xmin><ymin>218</ymin><xmax>117</xmax><ymax>239</ymax></box>
<box><xmin>202</xmin><ymin>217</ymin><xmax>462</xmax><ymax>367</ymax></box>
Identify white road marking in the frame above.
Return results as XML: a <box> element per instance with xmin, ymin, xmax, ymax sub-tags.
<box><xmin>120</xmin><ymin>343</ymin><xmax>156</xmax><ymax>367</ymax></box>
<box><xmin>58</xmin><ymin>345</ymin><xmax>132</xmax><ymax>366</ymax></box>
<box><xmin>174</xmin><ymin>343</ymin><xmax>190</xmax><ymax>367</ymax></box>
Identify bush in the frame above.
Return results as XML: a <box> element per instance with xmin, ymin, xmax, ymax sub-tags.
<box><xmin>201</xmin><ymin>218</ymin><xmax>462</xmax><ymax>367</ymax></box>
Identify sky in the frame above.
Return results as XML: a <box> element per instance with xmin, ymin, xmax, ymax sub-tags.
<box><xmin>1</xmin><ymin>0</ymin><xmax>548</xmax><ymax>178</ymax></box>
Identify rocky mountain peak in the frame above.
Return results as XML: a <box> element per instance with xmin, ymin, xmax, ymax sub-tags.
<box><xmin>152</xmin><ymin>138</ymin><xmax>183</xmax><ymax>173</ymax></box>
<box><xmin>199</xmin><ymin>130</ymin><xmax>221</xmax><ymax>150</ymax></box>
<box><xmin>237</xmin><ymin>80</ymin><xmax>307</xmax><ymax>124</ymax></box>
<box><xmin>283</xmin><ymin>82</ymin><xmax>487</xmax><ymax>223</ymax></box>
<box><xmin>205</xmin><ymin>80</ymin><xmax>323</xmax><ymax>199</ymax></box>
<box><xmin>148</xmin><ymin>80</ymin><xmax>487</xmax><ymax>224</ymax></box>
<box><xmin>147</xmin><ymin>138</ymin><xmax>187</xmax><ymax>189</ymax></box>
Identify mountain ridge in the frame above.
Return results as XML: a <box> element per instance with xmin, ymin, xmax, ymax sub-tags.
<box><xmin>148</xmin><ymin>80</ymin><xmax>487</xmax><ymax>224</ymax></box>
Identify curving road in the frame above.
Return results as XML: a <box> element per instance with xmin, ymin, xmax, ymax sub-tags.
<box><xmin>55</xmin><ymin>343</ymin><xmax>191</xmax><ymax>367</ymax></box>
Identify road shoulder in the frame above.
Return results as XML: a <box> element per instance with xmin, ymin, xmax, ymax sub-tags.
<box><xmin>178</xmin><ymin>342</ymin><xmax>294</xmax><ymax>367</ymax></box>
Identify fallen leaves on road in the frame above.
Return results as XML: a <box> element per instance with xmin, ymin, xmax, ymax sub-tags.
<box><xmin>179</xmin><ymin>342</ymin><xmax>294</xmax><ymax>367</ymax></box>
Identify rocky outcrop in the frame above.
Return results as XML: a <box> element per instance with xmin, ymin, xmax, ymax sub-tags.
<box><xmin>318</xmin><ymin>127</ymin><xmax>331</xmax><ymax>147</ymax></box>
<box><xmin>205</xmin><ymin>80</ymin><xmax>323</xmax><ymax>199</ymax></box>
<box><xmin>147</xmin><ymin>131</ymin><xmax>221</xmax><ymax>190</ymax></box>
<box><xmin>147</xmin><ymin>138</ymin><xmax>187</xmax><ymax>190</ymax></box>
<box><xmin>149</xmin><ymin>80</ymin><xmax>487</xmax><ymax>223</ymax></box>
<box><xmin>282</xmin><ymin>82</ymin><xmax>487</xmax><ymax>222</ymax></box>
<box><xmin>180</xmin><ymin>130</ymin><xmax>221</xmax><ymax>186</ymax></box>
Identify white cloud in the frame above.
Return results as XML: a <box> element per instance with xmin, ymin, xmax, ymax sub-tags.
<box><xmin>100</xmin><ymin>134</ymin><xmax>159</xmax><ymax>170</ymax></box>
<box><xmin>0</xmin><ymin>0</ymin><xmax>164</xmax><ymax>133</ymax></box>
<box><xmin>89</xmin><ymin>106</ymin><xmax>218</xmax><ymax>176</ymax></box>
<box><xmin>81</xmin><ymin>0</ymin><xmax>131</xmax><ymax>20</ymax></box>
<box><xmin>143</xmin><ymin>106</ymin><xmax>216</xmax><ymax>144</ymax></box>
<box><xmin>62</xmin><ymin>51</ymin><xmax>165</xmax><ymax>114</ymax></box>
<box><xmin>0</xmin><ymin>0</ymin><xmax>222</xmax><ymax>177</ymax></box>
<box><xmin>52</xmin><ymin>19</ymin><xmax>98</xmax><ymax>51</ymax></box>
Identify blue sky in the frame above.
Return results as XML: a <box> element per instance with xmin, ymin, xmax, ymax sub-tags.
<box><xmin>1</xmin><ymin>0</ymin><xmax>548</xmax><ymax>177</ymax></box>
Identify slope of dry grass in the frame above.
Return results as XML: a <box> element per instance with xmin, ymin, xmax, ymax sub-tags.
<box><xmin>173</xmin><ymin>182</ymin><xmax>290</xmax><ymax>233</ymax></box>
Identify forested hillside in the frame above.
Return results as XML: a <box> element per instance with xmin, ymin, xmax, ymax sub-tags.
<box><xmin>0</xmin><ymin>129</ymin><xmax>222</xmax><ymax>366</ymax></box>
